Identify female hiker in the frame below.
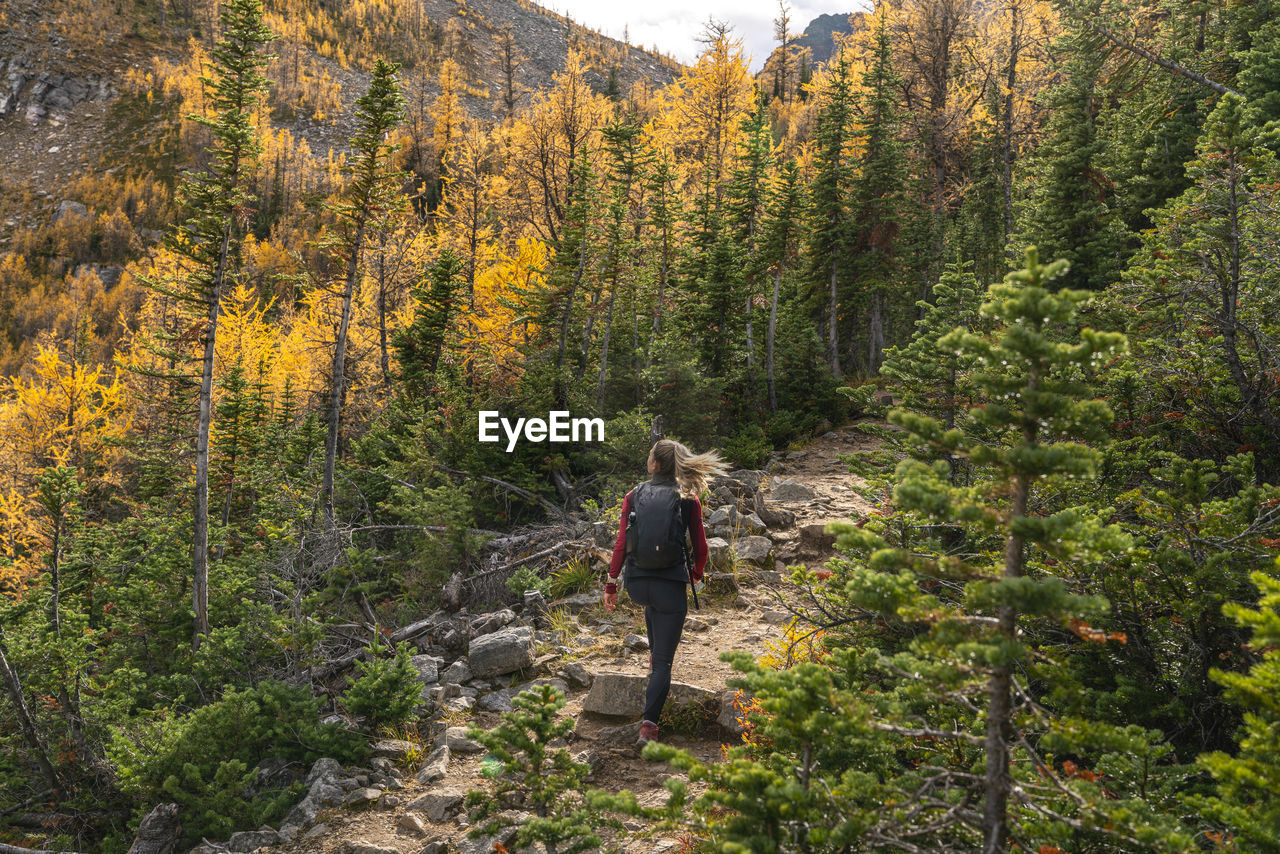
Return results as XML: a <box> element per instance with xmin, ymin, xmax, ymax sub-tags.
<box><xmin>603</xmin><ymin>438</ymin><xmax>726</xmax><ymax>747</ymax></box>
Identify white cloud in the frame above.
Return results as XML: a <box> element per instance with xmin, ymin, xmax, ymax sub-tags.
<box><xmin>543</xmin><ymin>0</ymin><xmax>869</xmax><ymax>72</ymax></box>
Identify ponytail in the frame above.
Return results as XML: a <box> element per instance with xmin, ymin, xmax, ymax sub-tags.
<box><xmin>650</xmin><ymin>438</ymin><xmax>728</xmax><ymax>497</ymax></box>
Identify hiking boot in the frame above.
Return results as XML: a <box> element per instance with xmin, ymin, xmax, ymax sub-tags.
<box><xmin>636</xmin><ymin>720</ymin><xmax>660</xmax><ymax>749</ymax></box>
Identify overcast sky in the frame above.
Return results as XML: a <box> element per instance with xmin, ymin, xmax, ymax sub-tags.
<box><xmin>544</xmin><ymin>1</ymin><xmax>869</xmax><ymax>73</ymax></box>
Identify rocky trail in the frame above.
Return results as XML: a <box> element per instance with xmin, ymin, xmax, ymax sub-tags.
<box><xmin>183</xmin><ymin>422</ymin><xmax>882</xmax><ymax>854</ymax></box>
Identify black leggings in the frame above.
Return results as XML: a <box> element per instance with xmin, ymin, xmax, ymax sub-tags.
<box><xmin>626</xmin><ymin>576</ymin><xmax>688</xmax><ymax>725</ymax></box>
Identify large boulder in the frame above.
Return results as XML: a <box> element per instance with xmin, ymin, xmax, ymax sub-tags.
<box><xmin>468</xmin><ymin>625</ymin><xmax>536</xmax><ymax>678</ymax></box>
<box><xmin>798</xmin><ymin>522</ymin><xmax>837</xmax><ymax>555</ymax></box>
<box><xmin>583</xmin><ymin>672</ymin><xmax>719</xmax><ymax>717</ymax></box>
<box><xmin>705</xmin><ymin>537</ymin><xmax>732</xmax><ymax>570</ymax></box>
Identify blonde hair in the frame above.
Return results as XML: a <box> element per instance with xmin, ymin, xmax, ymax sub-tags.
<box><xmin>650</xmin><ymin>438</ymin><xmax>728</xmax><ymax>496</ymax></box>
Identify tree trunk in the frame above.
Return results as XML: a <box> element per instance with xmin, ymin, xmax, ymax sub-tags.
<box><xmin>378</xmin><ymin>244</ymin><xmax>391</xmax><ymax>393</ymax></box>
<box><xmin>554</xmin><ymin>245</ymin><xmax>586</xmax><ymax>407</ymax></box>
<box><xmin>596</xmin><ymin>284</ymin><xmax>616</xmax><ymax>411</ymax></box>
<box><xmin>767</xmin><ymin>267</ymin><xmax>780</xmax><ymax>412</ymax></box>
<box><xmin>1001</xmin><ymin>0</ymin><xmax>1020</xmax><ymax>250</ymax></box>
<box><xmin>828</xmin><ymin>260</ymin><xmax>843</xmax><ymax>379</ymax></box>
<box><xmin>983</xmin><ymin>385</ymin><xmax>1036</xmax><ymax>853</ymax></box>
<box><xmin>0</xmin><ymin>628</ymin><xmax>61</xmax><ymax>795</ymax></box>
<box><xmin>867</xmin><ymin>291</ymin><xmax>885</xmax><ymax>373</ymax></box>
<box><xmin>193</xmin><ymin>224</ymin><xmax>232</xmax><ymax>650</ymax></box>
<box><xmin>745</xmin><ymin>293</ymin><xmax>755</xmax><ymax>369</ymax></box>
<box><xmin>322</xmin><ymin>219</ymin><xmax>367</xmax><ymax>526</ymax></box>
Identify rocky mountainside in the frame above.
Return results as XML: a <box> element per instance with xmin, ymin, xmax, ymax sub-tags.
<box><xmin>138</xmin><ymin>422</ymin><xmax>880</xmax><ymax>854</ymax></box>
<box><xmin>755</xmin><ymin>10</ymin><xmax>865</xmax><ymax>98</ymax></box>
<box><xmin>0</xmin><ymin>0</ymin><xmax>679</xmax><ymax>243</ymax></box>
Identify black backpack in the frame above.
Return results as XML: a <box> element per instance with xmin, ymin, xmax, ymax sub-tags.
<box><xmin>625</xmin><ymin>480</ymin><xmax>688</xmax><ymax>571</ymax></box>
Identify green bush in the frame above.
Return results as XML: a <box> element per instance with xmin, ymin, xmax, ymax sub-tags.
<box><xmin>107</xmin><ymin>680</ymin><xmax>366</xmax><ymax>846</ymax></box>
<box><xmin>506</xmin><ymin>565</ymin><xmax>551</xmax><ymax>598</ymax></box>
<box><xmin>723</xmin><ymin>423</ymin><xmax>771</xmax><ymax>468</ymax></box>
<box><xmin>342</xmin><ymin>639</ymin><xmax>422</xmax><ymax>732</ymax></box>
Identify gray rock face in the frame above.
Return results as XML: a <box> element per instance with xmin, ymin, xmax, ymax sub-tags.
<box><xmin>225</xmin><ymin>829</ymin><xmax>280</xmax><ymax>852</ymax></box>
<box><xmin>583</xmin><ymin>672</ymin><xmax>719</xmax><ymax>717</ymax></box>
<box><xmin>305</xmin><ymin>757</ymin><xmax>343</xmax><ymax>785</ymax></box>
<box><xmin>733</xmin><ymin>536</ymin><xmax>774</xmax><ymax>564</ymax></box>
<box><xmin>467</xmin><ymin>625</ymin><xmax>536</xmax><ymax>678</ymax></box>
<box><xmin>416</xmin><ymin>745</ymin><xmax>451</xmax><ymax>784</ymax></box>
<box><xmin>396</xmin><ymin>812</ymin><xmax>427</xmax><ymax>835</ymax></box>
<box><xmin>754</xmin><ymin>501</ymin><xmax>796</xmax><ymax>529</ymax></box>
<box><xmin>770</xmin><ymin>479</ymin><xmax>815</xmax><ymax>502</ymax></box>
<box><xmin>408</xmin><ymin>787</ymin><xmax>467</xmax><ymax>822</ymax></box>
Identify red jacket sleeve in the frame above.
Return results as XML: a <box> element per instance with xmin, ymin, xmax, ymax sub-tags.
<box><xmin>687</xmin><ymin>495</ymin><xmax>708</xmax><ymax>583</ymax></box>
<box><xmin>608</xmin><ymin>491</ymin><xmax>632</xmax><ymax>582</ymax></box>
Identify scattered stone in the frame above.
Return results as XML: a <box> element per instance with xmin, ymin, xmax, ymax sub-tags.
<box><xmin>684</xmin><ymin>617</ymin><xmax>710</xmax><ymax>632</ymax></box>
<box><xmin>583</xmin><ymin>672</ymin><xmax>718</xmax><ymax>717</ymax></box>
<box><xmin>443</xmin><ymin>695</ymin><xmax>475</xmax><ymax>713</ymax></box>
<box><xmin>562</xmin><ymin>662</ymin><xmax>593</xmax><ymax>690</ymax></box>
<box><xmin>733</xmin><ymin>536</ymin><xmax>773</xmax><ymax>564</ymax></box>
<box><xmin>523</xmin><ymin>589</ymin><xmax>550</xmax><ymax>623</ymax></box>
<box><xmin>409</xmin><ymin>787</ymin><xmax>467</xmax><ymax>822</ymax></box>
<box><xmin>305</xmin><ymin>757</ymin><xmax>343</xmax><ymax>785</ymax></box>
<box><xmin>339</xmin><ymin>841</ymin><xmax>402</xmax><ymax>854</ymax></box>
<box><xmin>770</xmin><ymin>479</ymin><xmax>815</xmax><ymax>502</ymax></box>
<box><xmin>124</xmin><ymin>802</ymin><xmax>182</xmax><ymax>854</ymax></box>
<box><xmin>344</xmin><ymin>786</ymin><xmax>382</xmax><ymax>807</ymax></box>
<box><xmin>225</xmin><ymin>829</ymin><xmax>280</xmax><ymax>852</ymax></box>
<box><xmin>477</xmin><ymin>689</ymin><xmax>514</xmax><ymax>713</ymax></box>
<box><xmin>277</xmin><ymin>824</ymin><xmax>299</xmax><ymax>843</ymax></box>
<box><xmin>762</xmin><ymin>610</ymin><xmax>791</xmax><ymax>625</ymax></box>
<box><xmin>552</xmin><ymin>591</ymin><xmax>600</xmax><ymax>613</ymax></box>
<box><xmin>471</xmin><ymin>608</ymin><xmax>517</xmax><ymax>636</ymax></box>
<box><xmin>719</xmin><ymin>690</ymin><xmax>748</xmax><ymax>735</ymax></box>
<box><xmin>516</xmin><ymin>676</ymin><xmax>570</xmax><ymax>697</ymax></box>
<box><xmin>785</xmin><ymin>450</ymin><xmax>807</xmax><ymax>460</ymax></box>
<box><xmin>370</xmin><ymin>757</ymin><xmax>396</xmax><ymax>772</ymax></box>
<box><xmin>468</xmin><ymin>625</ymin><xmax>536</xmax><ymax>678</ymax></box>
<box><xmin>439</xmin><ymin>726</ymin><xmax>485</xmax><ymax>753</ymax></box>
<box><xmin>416</xmin><ymin>745</ymin><xmax>451</xmax><ymax>784</ymax></box>
<box><xmin>372</xmin><ymin>739</ymin><xmax>416</xmax><ymax>761</ymax></box>
<box><xmin>750</xmin><ymin>569</ymin><xmax>784</xmax><ymax>585</ymax></box>
<box><xmin>410</xmin><ymin>654</ymin><xmax>441</xmax><ymax>684</ymax></box>
<box><xmin>442</xmin><ymin>660</ymin><xmax>472</xmax><ymax>684</ymax></box>
<box><xmin>397</xmin><ymin>812</ymin><xmax>427</xmax><ymax>835</ymax></box>
<box><xmin>303</xmin><ymin>823</ymin><xmax>331</xmax><ymax>840</ymax></box>
<box><xmin>798</xmin><ymin>522</ymin><xmax>837</xmax><ymax>554</ymax></box>
<box><xmin>726</xmin><ymin>469</ymin><xmax>765</xmax><ymax>491</ymax></box>
<box><xmin>624</xmin><ymin>633</ymin><xmax>649</xmax><ymax>651</ymax></box>
<box><xmin>754</xmin><ymin>501</ymin><xmax>796</xmax><ymax>529</ymax></box>
<box><xmin>705</xmin><ymin>536</ymin><xmax>732</xmax><ymax>569</ymax></box>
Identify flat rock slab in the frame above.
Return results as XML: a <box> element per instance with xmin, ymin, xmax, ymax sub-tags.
<box><xmin>583</xmin><ymin>672</ymin><xmax>719</xmax><ymax>718</ymax></box>
<box><xmin>770</xmin><ymin>479</ymin><xmax>816</xmax><ymax>502</ymax></box>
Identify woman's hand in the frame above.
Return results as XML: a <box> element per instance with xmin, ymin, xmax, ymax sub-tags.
<box><xmin>604</xmin><ymin>590</ymin><xmax>617</xmax><ymax>612</ymax></box>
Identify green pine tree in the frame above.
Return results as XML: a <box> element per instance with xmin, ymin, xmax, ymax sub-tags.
<box><xmin>320</xmin><ymin>58</ymin><xmax>408</xmax><ymax>523</ymax></box>
<box><xmin>1197</xmin><ymin>559</ymin><xmax>1280</xmax><ymax>852</ymax></box>
<box><xmin>137</xmin><ymin>0</ymin><xmax>277</xmax><ymax>649</ymax></box>
<box><xmin>1016</xmin><ymin>28</ymin><xmax>1129</xmax><ymax>291</ymax></box>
